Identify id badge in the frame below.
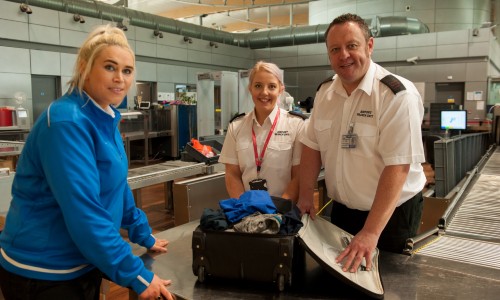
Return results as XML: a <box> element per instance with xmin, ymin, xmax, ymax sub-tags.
<box><xmin>341</xmin><ymin>133</ymin><xmax>357</xmax><ymax>148</ymax></box>
<box><xmin>249</xmin><ymin>178</ymin><xmax>268</xmax><ymax>191</ymax></box>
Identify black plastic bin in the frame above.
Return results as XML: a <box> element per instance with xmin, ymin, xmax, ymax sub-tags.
<box><xmin>184</xmin><ymin>140</ymin><xmax>223</xmax><ymax>165</ymax></box>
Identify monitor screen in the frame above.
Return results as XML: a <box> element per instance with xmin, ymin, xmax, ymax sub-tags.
<box><xmin>440</xmin><ymin>110</ymin><xmax>467</xmax><ymax>130</ymax></box>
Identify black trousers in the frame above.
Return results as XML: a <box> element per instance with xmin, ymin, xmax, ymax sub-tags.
<box><xmin>0</xmin><ymin>264</ymin><xmax>102</xmax><ymax>300</ymax></box>
<box><xmin>330</xmin><ymin>192</ymin><xmax>423</xmax><ymax>253</ymax></box>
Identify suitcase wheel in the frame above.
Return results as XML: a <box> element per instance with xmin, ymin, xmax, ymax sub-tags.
<box><xmin>197</xmin><ymin>266</ymin><xmax>206</xmax><ymax>283</ymax></box>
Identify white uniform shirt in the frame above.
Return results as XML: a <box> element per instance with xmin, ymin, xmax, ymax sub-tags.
<box><xmin>301</xmin><ymin>61</ymin><xmax>426</xmax><ymax>210</ymax></box>
<box><xmin>219</xmin><ymin>105</ymin><xmax>305</xmax><ymax>197</ymax></box>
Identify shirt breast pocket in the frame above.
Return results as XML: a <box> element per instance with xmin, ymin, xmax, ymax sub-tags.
<box><xmin>267</xmin><ymin>141</ymin><xmax>293</xmax><ymax>168</ymax></box>
<box><xmin>314</xmin><ymin>120</ymin><xmax>333</xmax><ymax>151</ymax></box>
<box><xmin>351</xmin><ymin>123</ymin><xmax>377</xmax><ymax>158</ymax></box>
<box><xmin>236</xmin><ymin>140</ymin><xmax>250</xmax><ymax>152</ymax></box>
<box><xmin>236</xmin><ymin>140</ymin><xmax>251</xmax><ymax>166</ymax></box>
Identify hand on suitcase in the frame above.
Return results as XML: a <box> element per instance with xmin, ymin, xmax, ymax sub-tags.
<box><xmin>336</xmin><ymin>229</ymin><xmax>377</xmax><ymax>272</ymax></box>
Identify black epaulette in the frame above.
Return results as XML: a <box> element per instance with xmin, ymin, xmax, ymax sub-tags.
<box><xmin>380</xmin><ymin>75</ymin><xmax>406</xmax><ymax>94</ymax></box>
<box><xmin>229</xmin><ymin>112</ymin><xmax>245</xmax><ymax>123</ymax></box>
<box><xmin>288</xmin><ymin>111</ymin><xmax>308</xmax><ymax>120</ymax></box>
<box><xmin>316</xmin><ymin>76</ymin><xmax>334</xmax><ymax>91</ymax></box>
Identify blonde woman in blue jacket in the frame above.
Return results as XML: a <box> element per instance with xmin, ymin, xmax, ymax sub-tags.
<box><xmin>0</xmin><ymin>25</ymin><xmax>174</xmax><ymax>300</ymax></box>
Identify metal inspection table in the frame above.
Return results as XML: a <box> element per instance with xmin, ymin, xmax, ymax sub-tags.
<box><xmin>127</xmin><ymin>161</ymin><xmax>221</xmax><ymax>211</ymax></box>
<box><xmin>129</xmin><ymin>220</ymin><xmax>500</xmax><ymax>300</ymax></box>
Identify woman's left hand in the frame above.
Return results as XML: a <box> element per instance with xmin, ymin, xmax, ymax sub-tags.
<box><xmin>149</xmin><ymin>238</ymin><xmax>169</xmax><ymax>253</ymax></box>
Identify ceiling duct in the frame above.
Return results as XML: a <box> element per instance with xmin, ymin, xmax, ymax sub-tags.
<box><xmin>247</xmin><ymin>30</ymin><xmax>272</xmax><ymax>49</ymax></box>
<box><xmin>7</xmin><ymin>0</ymin><xmax>429</xmax><ymax>49</ymax></box>
<box><xmin>269</xmin><ymin>27</ymin><xmax>294</xmax><ymax>48</ymax></box>
<box><xmin>370</xmin><ymin>16</ymin><xmax>430</xmax><ymax>37</ymax></box>
<box><xmin>293</xmin><ymin>24</ymin><xmax>329</xmax><ymax>44</ymax></box>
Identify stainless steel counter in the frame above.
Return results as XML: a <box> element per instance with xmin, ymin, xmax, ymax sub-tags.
<box><xmin>130</xmin><ymin>220</ymin><xmax>500</xmax><ymax>300</ymax></box>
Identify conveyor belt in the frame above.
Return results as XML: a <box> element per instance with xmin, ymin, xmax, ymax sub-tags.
<box><xmin>445</xmin><ymin>174</ymin><xmax>500</xmax><ymax>241</ymax></box>
<box><xmin>416</xmin><ymin>147</ymin><xmax>500</xmax><ymax>269</ymax></box>
<box><xmin>482</xmin><ymin>147</ymin><xmax>500</xmax><ymax>175</ymax></box>
<box><xmin>127</xmin><ymin>161</ymin><xmax>207</xmax><ymax>190</ymax></box>
<box><xmin>417</xmin><ymin>236</ymin><xmax>500</xmax><ymax>270</ymax></box>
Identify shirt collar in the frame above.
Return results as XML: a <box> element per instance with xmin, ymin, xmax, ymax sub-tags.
<box><xmin>84</xmin><ymin>91</ymin><xmax>116</xmax><ymax>118</ymax></box>
<box><xmin>252</xmin><ymin>104</ymin><xmax>279</xmax><ymax>126</ymax></box>
<box><xmin>357</xmin><ymin>60</ymin><xmax>376</xmax><ymax>96</ymax></box>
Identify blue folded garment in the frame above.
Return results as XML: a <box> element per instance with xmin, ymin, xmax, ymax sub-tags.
<box><xmin>200</xmin><ymin>208</ymin><xmax>229</xmax><ymax>231</ymax></box>
<box><xmin>219</xmin><ymin>190</ymin><xmax>277</xmax><ymax>223</ymax></box>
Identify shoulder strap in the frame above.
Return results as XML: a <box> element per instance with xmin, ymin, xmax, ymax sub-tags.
<box><xmin>288</xmin><ymin>111</ymin><xmax>308</xmax><ymax>120</ymax></box>
<box><xmin>229</xmin><ymin>112</ymin><xmax>245</xmax><ymax>123</ymax></box>
<box><xmin>380</xmin><ymin>75</ymin><xmax>406</xmax><ymax>94</ymax></box>
<box><xmin>316</xmin><ymin>76</ymin><xmax>334</xmax><ymax>91</ymax></box>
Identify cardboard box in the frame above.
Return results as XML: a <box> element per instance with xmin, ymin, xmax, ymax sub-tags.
<box><xmin>0</xmin><ymin>215</ymin><xmax>5</xmax><ymax>231</ymax></box>
<box><xmin>418</xmin><ymin>196</ymin><xmax>451</xmax><ymax>234</ymax></box>
<box><xmin>0</xmin><ymin>155</ymin><xmax>18</xmax><ymax>171</ymax></box>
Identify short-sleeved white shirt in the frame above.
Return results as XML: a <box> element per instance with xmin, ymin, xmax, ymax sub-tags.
<box><xmin>219</xmin><ymin>105</ymin><xmax>305</xmax><ymax>197</ymax></box>
<box><xmin>300</xmin><ymin>61</ymin><xmax>426</xmax><ymax>211</ymax></box>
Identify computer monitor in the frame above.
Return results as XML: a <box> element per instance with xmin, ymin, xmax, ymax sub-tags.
<box><xmin>440</xmin><ymin>110</ymin><xmax>467</xmax><ymax>130</ymax></box>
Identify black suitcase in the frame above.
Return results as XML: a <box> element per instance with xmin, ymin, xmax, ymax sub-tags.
<box><xmin>191</xmin><ymin>199</ymin><xmax>384</xmax><ymax>298</ymax></box>
<box><xmin>191</xmin><ymin>197</ymin><xmax>302</xmax><ymax>291</ymax></box>
<box><xmin>192</xmin><ymin>226</ymin><xmax>302</xmax><ymax>291</ymax></box>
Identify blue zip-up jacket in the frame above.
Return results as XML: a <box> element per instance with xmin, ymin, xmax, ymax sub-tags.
<box><xmin>0</xmin><ymin>91</ymin><xmax>156</xmax><ymax>295</ymax></box>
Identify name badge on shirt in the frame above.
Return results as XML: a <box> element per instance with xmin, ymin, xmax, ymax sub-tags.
<box><xmin>341</xmin><ymin>123</ymin><xmax>357</xmax><ymax>149</ymax></box>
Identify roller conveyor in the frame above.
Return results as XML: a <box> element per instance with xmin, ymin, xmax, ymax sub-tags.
<box><xmin>126</xmin><ymin>160</ymin><xmax>219</xmax><ymax>210</ymax></box>
<box><xmin>416</xmin><ymin>147</ymin><xmax>500</xmax><ymax>270</ymax></box>
<box><xmin>127</xmin><ymin>160</ymin><xmax>207</xmax><ymax>190</ymax></box>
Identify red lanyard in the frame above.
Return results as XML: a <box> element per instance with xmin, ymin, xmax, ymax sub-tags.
<box><xmin>252</xmin><ymin>111</ymin><xmax>280</xmax><ymax>174</ymax></box>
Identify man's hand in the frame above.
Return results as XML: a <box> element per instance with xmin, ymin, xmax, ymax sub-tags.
<box><xmin>297</xmin><ymin>198</ymin><xmax>317</xmax><ymax>220</ymax></box>
<box><xmin>336</xmin><ymin>229</ymin><xmax>378</xmax><ymax>272</ymax></box>
<box><xmin>297</xmin><ymin>145</ymin><xmax>322</xmax><ymax>220</ymax></box>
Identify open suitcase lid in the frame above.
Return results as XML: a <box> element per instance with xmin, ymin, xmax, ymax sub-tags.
<box><xmin>297</xmin><ymin>215</ymin><xmax>384</xmax><ymax>299</ymax></box>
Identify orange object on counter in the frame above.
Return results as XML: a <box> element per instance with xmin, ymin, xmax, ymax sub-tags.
<box><xmin>191</xmin><ymin>138</ymin><xmax>215</xmax><ymax>158</ymax></box>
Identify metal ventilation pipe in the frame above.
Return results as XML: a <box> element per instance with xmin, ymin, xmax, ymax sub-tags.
<box><xmin>370</xmin><ymin>16</ymin><xmax>430</xmax><ymax>37</ymax></box>
<box><xmin>6</xmin><ymin>0</ymin><xmax>429</xmax><ymax>49</ymax></box>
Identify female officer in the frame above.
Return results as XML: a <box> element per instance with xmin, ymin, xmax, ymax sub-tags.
<box><xmin>0</xmin><ymin>25</ymin><xmax>173</xmax><ymax>300</ymax></box>
<box><xmin>219</xmin><ymin>61</ymin><xmax>306</xmax><ymax>201</ymax></box>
